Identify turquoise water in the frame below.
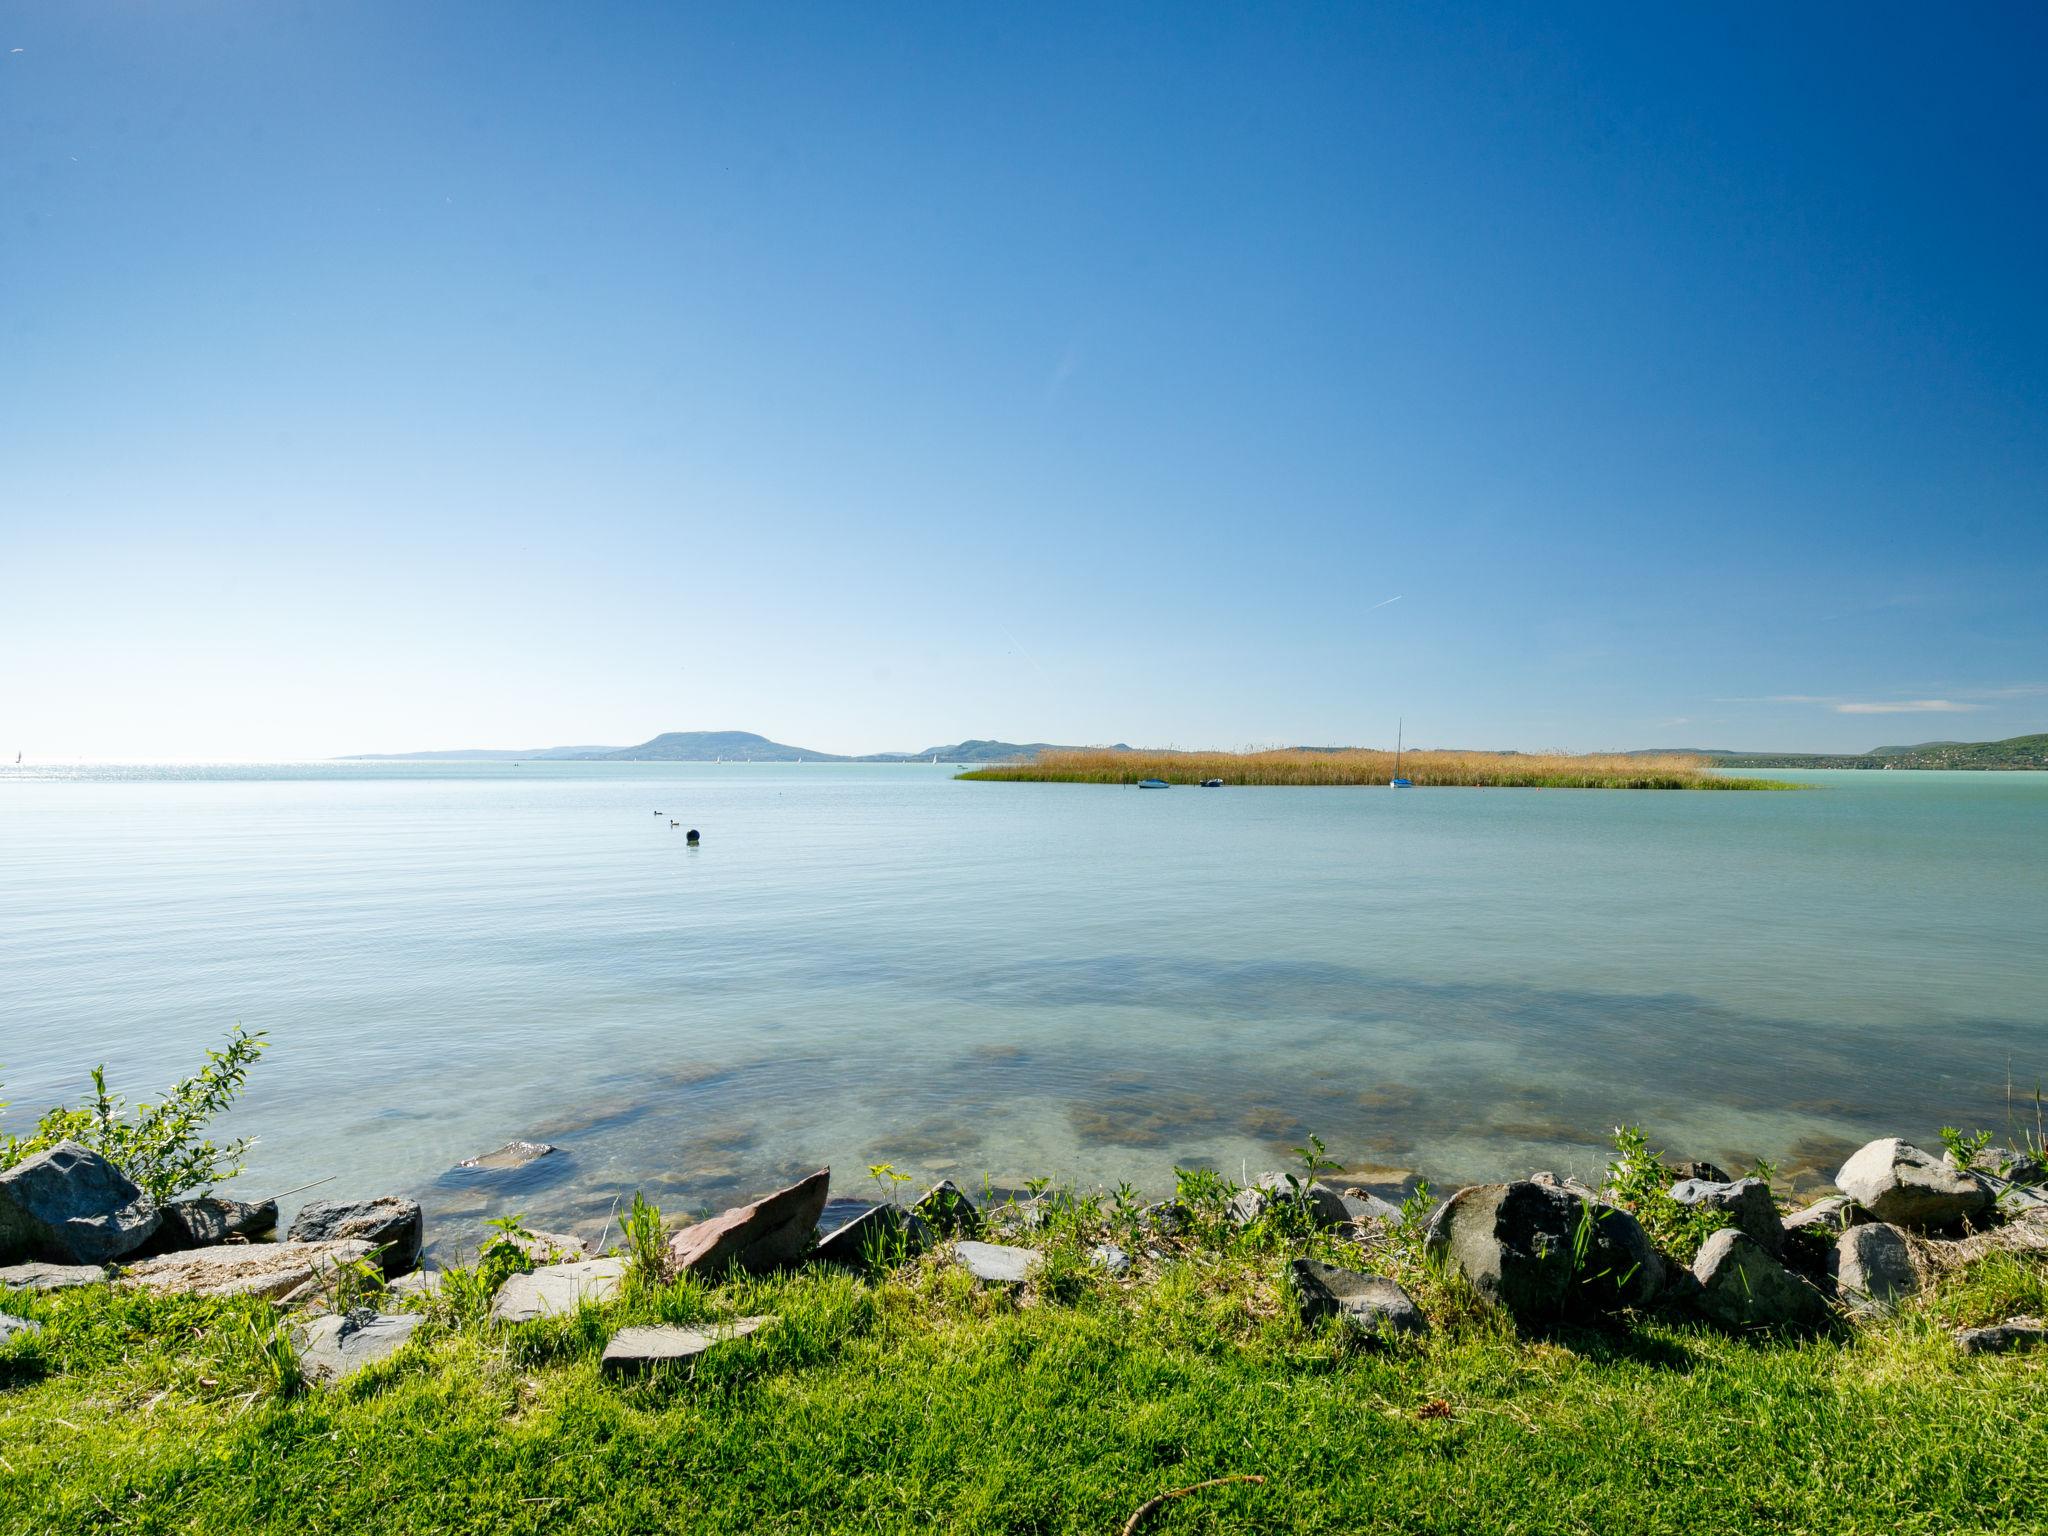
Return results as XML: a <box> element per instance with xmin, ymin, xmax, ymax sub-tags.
<box><xmin>2</xmin><ymin>763</ymin><xmax>2043</xmax><ymax>1246</ymax></box>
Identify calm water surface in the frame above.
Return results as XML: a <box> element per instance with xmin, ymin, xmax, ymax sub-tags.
<box><xmin>3</xmin><ymin>763</ymin><xmax>2043</xmax><ymax>1248</ymax></box>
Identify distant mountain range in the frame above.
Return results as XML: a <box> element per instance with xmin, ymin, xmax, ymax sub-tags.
<box><xmin>341</xmin><ymin>730</ymin><xmax>2046</xmax><ymax>770</ymax></box>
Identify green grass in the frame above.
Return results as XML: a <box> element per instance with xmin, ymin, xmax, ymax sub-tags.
<box><xmin>960</xmin><ymin>747</ymin><xmax>1799</xmax><ymax>790</ymax></box>
<box><xmin>4</xmin><ymin>1220</ymin><xmax>2044</xmax><ymax>1534</ymax></box>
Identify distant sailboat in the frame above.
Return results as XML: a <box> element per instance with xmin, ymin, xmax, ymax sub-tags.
<box><xmin>1390</xmin><ymin>718</ymin><xmax>1412</xmax><ymax>788</ymax></box>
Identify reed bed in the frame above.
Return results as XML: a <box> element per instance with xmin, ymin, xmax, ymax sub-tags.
<box><xmin>959</xmin><ymin>747</ymin><xmax>1792</xmax><ymax>789</ymax></box>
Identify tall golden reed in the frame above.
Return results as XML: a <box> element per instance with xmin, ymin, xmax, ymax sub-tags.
<box><xmin>959</xmin><ymin>747</ymin><xmax>1787</xmax><ymax>790</ymax></box>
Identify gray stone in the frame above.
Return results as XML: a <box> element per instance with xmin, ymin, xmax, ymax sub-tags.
<box><xmin>1944</xmin><ymin>1146</ymin><xmax>2047</xmax><ymax>1185</ymax></box>
<box><xmin>1834</xmin><ymin>1139</ymin><xmax>1991</xmax><ymax>1229</ymax></box>
<box><xmin>121</xmin><ymin>1239</ymin><xmax>375</xmax><ymax>1300</ymax></box>
<box><xmin>1289</xmin><ymin>1259</ymin><xmax>1427</xmax><ymax>1340</ymax></box>
<box><xmin>1090</xmin><ymin>1243</ymin><xmax>1131</xmax><ymax>1277</ymax></box>
<box><xmin>1783</xmin><ymin>1196</ymin><xmax>1867</xmax><ymax>1235</ymax></box>
<box><xmin>1829</xmin><ymin>1223</ymin><xmax>1921</xmax><ymax>1315</ymax></box>
<box><xmin>1228</xmin><ymin>1174</ymin><xmax>1349</xmax><ymax>1230</ymax></box>
<box><xmin>1670</xmin><ymin>1177</ymin><xmax>1783</xmax><ymax>1253</ymax></box>
<box><xmin>458</xmin><ymin>1140</ymin><xmax>556</xmax><ymax>1171</ymax></box>
<box><xmin>955</xmin><ymin>1240</ymin><xmax>1041</xmax><ymax>1285</ymax></box>
<box><xmin>0</xmin><ymin>1261</ymin><xmax>108</xmax><ymax>1292</ymax></box>
<box><xmin>1339</xmin><ymin>1191</ymin><xmax>1403</xmax><ymax>1228</ymax></box>
<box><xmin>667</xmin><ymin>1169</ymin><xmax>829</xmax><ymax>1278</ymax></box>
<box><xmin>150</xmin><ymin>1195</ymin><xmax>278</xmax><ymax>1252</ymax></box>
<box><xmin>1954</xmin><ymin>1317</ymin><xmax>2047</xmax><ymax>1356</ymax></box>
<box><xmin>287</xmin><ymin>1197</ymin><xmax>423</xmax><ymax>1277</ymax></box>
<box><xmin>0</xmin><ymin>1141</ymin><xmax>161</xmax><ymax>1265</ymax></box>
<box><xmin>812</xmin><ymin>1204</ymin><xmax>930</xmax><ymax>1269</ymax></box>
<box><xmin>295</xmin><ymin>1308</ymin><xmax>423</xmax><ymax>1386</ymax></box>
<box><xmin>600</xmin><ymin>1316</ymin><xmax>773</xmax><ymax>1374</ymax></box>
<box><xmin>1692</xmin><ymin>1228</ymin><xmax>1828</xmax><ymax>1331</ymax></box>
<box><xmin>509</xmin><ymin>1229</ymin><xmax>588</xmax><ymax>1265</ymax></box>
<box><xmin>489</xmin><ymin>1257</ymin><xmax>626</xmax><ymax>1323</ymax></box>
<box><xmin>1672</xmin><ymin>1160</ymin><xmax>1731</xmax><ymax>1184</ymax></box>
<box><xmin>1140</xmin><ymin>1201</ymin><xmax>1189</xmax><ymax>1236</ymax></box>
<box><xmin>386</xmin><ymin>1268</ymin><xmax>441</xmax><ymax>1305</ymax></box>
<box><xmin>0</xmin><ymin>1313</ymin><xmax>41</xmax><ymax>1345</ymax></box>
<box><xmin>1425</xmin><ymin>1181</ymin><xmax>1661</xmax><ymax>1320</ymax></box>
<box><xmin>911</xmin><ymin>1180</ymin><xmax>980</xmax><ymax>1237</ymax></box>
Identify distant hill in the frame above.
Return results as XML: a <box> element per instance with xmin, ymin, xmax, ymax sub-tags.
<box><xmin>341</xmin><ymin>731</ymin><xmax>1089</xmax><ymax>763</ymax></box>
<box><xmin>596</xmin><ymin>731</ymin><xmax>845</xmax><ymax>762</ymax></box>
<box><xmin>1714</xmin><ymin>733</ymin><xmax>2048</xmax><ymax>771</ymax></box>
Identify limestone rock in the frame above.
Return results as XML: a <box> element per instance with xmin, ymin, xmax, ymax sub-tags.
<box><xmin>812</xmin><ymin>1203</ymin><xmax>929</xmax><ymax>1269</ymax></box>
<box><xmin>149</xmin><ymin>1196</ymin><xmax>278</xmax><ymax>1253</ymax></box>
<box><xmin>386</xmin><ymin>1268</ymin><xmax>441</xmax><ymax>1305</ymax></box>
<box><xmin>287</xmin><ymin>1197</ymin><xmax>423</xmax><ymax>1277</ymax></box>
<box><xmin>296</xmin><ymin>1308</ymin><xmax>423</xmax><ymax>1386</ymax></box>
<box><xmin>121</xmin><ymin>1239</ymin><xmax>374</xmax><ymax>1300</ymax></box>
<box><xmin>1424</xmin><ymin>1181</ymin><xmax>1661</xmax><ymax>1320</ymax></box>
<box><xmin>1289</xmin><ymin>1259</ymin><xmax>1427</xmax><ymax>1340</ymax></box>
<box><xmin>912</xmin><ymin>1180</ymin><xmax>980</xmax><ymax>1237</ymax></box>
<box><xmin>0</xmin><ymin>1261</ymin><xmax>108</xmax><ymax>1292</ymax></box>
<box><xmin>1782</xmin><ymin>1196</ymin><xmax>1867</xmax><ymax>1235</ymax></box>
<box><xmin>489</xmin><ymin>1257</ymin><xmax>625</xmax><ymax>1323</ymax></box>
<box><xmin>1954</xmin><ymin>1317</ymin><xmax>2047</xmax><ymax>1355</ymax></box>
<box><xmin>0</xmin><ymin>1141</ymin><xmax>161</xmax><ymax>1265</ymax></box>
<box><xmin>1834</xmin><ymin>1139</ymin><xmax>1991</xmax><ymax>1229</ymax></box>
<box><xmin>1339</xmin><ymin>1191</ymin><xmax>1403</xmax><ymax>1228</ymax></box>
<box><xmin>667</xmin><ymin>1169</ymin><xmax>829</xmax><ymax>1278</ymax></box>
<box><xmin>0</xmin><ymin>1313</ymin><xmax>41</xmax><ymax>1345</ymax></box>
<box><xmin>509</xmin><ymin>1229</ymin><xmax>588</xmax><ymax>1265</ymax></box>
<box><xmin>955</xmin><ymin>1240</ymin><xmax>1041</xmax><ymax>1285</ymax></box>
<box><xmin>1090</xmin><ymin>1242</ymin><xmax>1132</xmax><ymax>1277</ymax></box>
<box><xmin>1670</xmin><ymin>1177</ymin><xmax>1783</xmax><ymax>1253</ymax></box>
<box><xmin>600</xmin><ymin>1316</ymin><xmax>772</xmax><ymax>1374</ymax></box>
<box><xmin>1830</xmin><ymin>1223</ymin><xmax>1921</xmax><ymax>1315</ymax></box>
<box><xmin>1228</xmin><ymin>1174</ymin><xmax>1349</xmax><ymax>1230</ymax></box>
<box><xmin>1691</xmin><ymin>1228</ymin><xmax>1827</xmax><ymax>1331</ymax></box>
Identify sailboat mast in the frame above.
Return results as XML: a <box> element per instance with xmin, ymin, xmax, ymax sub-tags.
<box><xmin>1395</xmin><ymin>717</ymin><xmax>1402</xmax><ymax>778</ymax></box>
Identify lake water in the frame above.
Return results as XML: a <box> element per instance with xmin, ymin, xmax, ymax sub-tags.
<box><xmin>3</xmin><ymin>762</ymin><xmax>2043</xmax><ymax>1251</ymax></box>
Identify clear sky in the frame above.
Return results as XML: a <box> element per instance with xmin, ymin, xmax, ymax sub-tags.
<box><xmin>3</xmin><ymin>3</ymin><xmax>2044</xmax><ymax>759</ymax></box>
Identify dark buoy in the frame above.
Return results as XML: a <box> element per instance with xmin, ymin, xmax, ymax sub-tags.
<box><xmin>686</xmin><ymin>828</ymin><xmax>701</xmax><ymax>845</ymax></box>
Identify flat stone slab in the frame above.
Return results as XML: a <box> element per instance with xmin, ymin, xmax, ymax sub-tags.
<box><xmin>489</xmin><ymin>1257</ymin><xmax>626</xmax><ymax>1323</ymax></box>
<box><xmin>0</xmin><ymin>1261</ymin><xmax>109</xmax><ymax>1292</ymax></box>
<box><xmin>120</xmin><ymin>1239</ymin><xmax>375</xmax><ymax>1300</ymax></box>
<box><xmin>668</xmin><ymin>1169</ymin><xmax>830</xmax><ymax>1278</ymax></box>
<box><xmin>296</xmin><ymin>1309</ymin><xmax>424</xmax><ymax>1386</ymax></box>
<box><xmin>1954</xmin><ymin>1317</ymin><xmax>2047</xmax><ymax>1356</ymax></box>
<box><xmin>458</xmin><ymin>1140</ymin><xmax>557</xmax><ymax>1172</ymax></box>
<box><xmin>955</xmin><ymin>1240</ymin><xmax>1041</xmax><ymax>1285</ymax></box>
<box><xmin>1289</xmin><ymin>1259</ymin><xmax>1428</xmax><ymax>1339</ymax></box>
<box><xmin>600</xmin><ymin>1316</ymin><xmax>773</xmax><ymax>1374</ymax></box>
<box><xmin>0</xmin><ymin>1313</ymin><xmax>42</xmax><ymax>1345</ymax></box>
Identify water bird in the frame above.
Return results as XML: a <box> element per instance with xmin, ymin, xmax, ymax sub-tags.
<box><xmin>686</xmin><ymin>829</ymin><xmax>701</xmax><ymax>844</ymax></box>
<box><xmin>670</xmin><ymin>820</ymin><xmax>679</xmax><ymax>828</ymax></box>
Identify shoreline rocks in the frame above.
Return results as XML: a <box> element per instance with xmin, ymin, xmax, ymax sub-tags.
<box><xmin>667</xmin><ymin>1169</ymin><xmax>829</xmax><ymax>1278</ymax></box>
<box><xmin>1830</xmin><ymin>1223</ymin><xmax>1922</xmax><ymax>1315</ymax></box>
<box><xmin>1835</xmin><ymin>1139</ymin><xmax>1990</xmax><ymax>1229</ymax></box>
<box><xmin>1289</xmin><ymin>1259</ymin><xmax>1426</xmax><ymax>1340</ymax></box>
<box><xmin>489</xmin><ymin>1257</ymin><xmax>626</xmax><ymax>1322</ymax></box>
<box><xmin>0</xmin><ymin>1142</ymin><xmax>161</xmax><ymax>1265</ymax></box>
<box><xmin>0</xmin><ymin>1261</ymin><xmax>109</xmax><ymax>1292</ymax></box>
<box><xmin>121</xmin><ymin>1239</ymin><xmax>375</xmax><ymax>1300</ymax></box>
<box><xmin>600</xmin><ymin>1316</ymin><xmax>772</xmax><ymax>1374</ymax></box>
<box><xmin>1692</xmin><ymin>1229</ymin><xmax>1827</xmax><ymax>1331</ymax></box>
<box><xmin>296</xmin><ymin>1309</ymin><xmax>423</xmax><ymax>1385</ymax></box>
<box><xmin>287</xmin><ymin>1197</ymin><xmax>423</xmax><ymax>1277</ymax></box>
<box><xmin>1424</xmin><ymin>1181</ymin><xmax>1660</xmax><ymax>1320</ymax></box>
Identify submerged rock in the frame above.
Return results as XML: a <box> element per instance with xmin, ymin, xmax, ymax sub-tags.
<box><xmin>0</xmin><ymin>1261</ymin><xmax>108</xmax><ymax>1292</ymax></box>
<box><xmin>296</xmin><ymin>1308</ymin><xmax>423</xmax><ymax>1386</ymax></box>
<box><xmin>1834</xmin><ymin>1139</ymin><xmax>1990</xmax><ymax>1229</ymax></box>
<box><xmin>489</xmin><ymin>1257</ymin><xmax>626</xmax><ymax>1323</ymax></box>
<box><xmin>1691</xmin><ymin>1229</ymin><xmax>1827</xmax><ymax>1331</ymax></box>
<box><xmin>0</xmin><ymin>1141</ymin><xmax>160</xmax><ymax>1265</ymax></box>
<box><xmin>458</xmin><ymin>1141</ymin><xmax>557</xmax><ymax>1172</ymax></box>
<box><xmin>1830</xmin><ymin>1223</ymin><xmax>1921</xmax><ymax>1315</ymax></box>
<box><xmin>667</xmin><ymin>1169</ymin><xmax>829</xmax><ymax>1278</ymax></box>
<box><xmin>121</xmin><ymin>1239</ymin><xmax>374</xmax><ymax>1300</ymax></box>
<box><xmin>288</xmin><ymin>1197</ymin><xmax>423</xmax><ymax>1277</ymax></box>
<box><xmin>1669</xmin><ymin>1177</ymin><xmax>1783</xmax><ymax>1253</ymax></box>
<box><xmin>600</xmin><ymin>1316</ymin><xmax>772</xmax><ymax>1374</ymax></box>
<box><xmin>1424</xmin><ymin>1181</ymin><xmax>1660</xmax><ymax>1320</ymax></box>
<box><xmin>955</xmin><ymin>1240</ymin><xmax>1041</xmax><ymax>1286</ymax></box>
<box><xmin>1289</xmin><ymin>1259</ymin><xmax>1427</xmax><ymax>1340</ymax></box>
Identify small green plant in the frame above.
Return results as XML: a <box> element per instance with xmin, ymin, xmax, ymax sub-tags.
<box><xmin>867</xmin><ymin>1162</ymin><xmax>912</xmax><ymax>1207</ymax></box>
<box><xmin>329</xmin><ymin>1253</ymin><xmax>388</xmax><ymax>1313</ymax></box>
<box><xmin>0</xmin><ymin>1026</ymin><xmax>268</xmax><ymax>1203</ymax></box>
<box><xmin>478</xmin><ymin>1213</ymin><xmax>538</xmax><ymax>1294</ymax></box>
<box><xmin>1938</xmin><ymin>1126</ymin><xmax>1995</xmax><ymax>1171</ymax></box>
<box><xmin>1289</xmin><ymin>1132</ymin><xmax>1340</xmax><ymax>1185</ymax></box>
<box><xmin>1023</xmin><ymin>1175</ymin><xmax>1053</xmax><ymax>1200</ymax></box>
<box><xmin>1604</xmin><ymin>1125</ymin><xmax>1731</xmax><ymax>1265</ymax></box>
<box><xmin>1173</xmin><ymin>1166</ymin><xmax>1236</xmax><ymax>1212</ymax></box>
<box><xmin>245</xmin><ymin>1312</ymin><xmax>302</xmax><ymax>1400</ymax></box>
<box><xmin>623</xmin><ymin>1191</ymin><xmax>668</xmax><ymax>1290</ymax></box>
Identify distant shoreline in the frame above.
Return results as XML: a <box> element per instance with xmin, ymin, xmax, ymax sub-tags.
<box><xmin>960</xmin><ymin>748</ymin><xmax>1797</xmax><ymax>790</ymax></box>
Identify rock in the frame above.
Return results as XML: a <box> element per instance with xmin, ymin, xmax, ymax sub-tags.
<box><xmin>1691</xmin><ymin>1229</ymin><xmax>1828</xmax><ymax>1331</ymax></box>
<box><xmin>0</xmin><ymin>1141</ymin><xmax>161</xmax><ymax>1265</ymax></box>
<box><xmin>667</xmin><ymin>1169</ymin><xmax>829</xmax><ymax>1278</ymax></box>
<box><xmin>1834</xmin><ymin>1139</ymin><xmax>1991</xmax><ymax>1229</ymax></box>
<box><xmin>1830</xmin><ymin>1223</ymin><xmax>1921</xmax><ymax>1315</ymax></box>
<box><xmin>295</xmin><ymin>1308</ymin><xmax>423</xmax><ymax>1385</ymax></box>
<box><xmin>1228</xmin><ymin>1174</ymin><xmax>1349</xmax><ymax>1230</ymax></box>
<box><xmin>287</xmin><ymin>1198</ymin><xmax>423</xmax><ymax>1277</ymax></box>
<box><xmin>1090</xmin><ymin>1243</ymin><xmax>1131</xmax><ymax>1277</ymax></box>
<box><xmin>1424</xmin><ymin>1182</ymin><xmax>1661</xmax><ymax>1320</ymax></box>
<box><xmin>148</xmin><ymin>1195</ymin><xmax>278</xmax><ymax>1253</ymax></box>
<box><xmin>1529</xmin><ymin>1171</ymin><xmax>1602</xmax><ymax>1202</ymax></box>
<box><xmin>0</xmin><ymin>1313</ymin><xmax>42</xmax><ymax>1345</ymax></box>
<box><xmin>955</xmin><ymin>1240</ymin><xmax>1041</xmax><ymax>1285</ymax></box>
<box><xmin>1339</xmin><ymin>1191</ymin><xmax>1403</xmax><ymax>1227</ymax></box>
<box><xmin>386</xmin><ymin>1268</ymin><xmax>441</xmax><ymax>1304</ymax></box>
<box><xmin>0</xmin><ymin>1261</ymin><xmax>108</xmax><ymax>1292</ymax></box>
<box><xmin>1954</xmin><ymin>1317</ymin><xmax>2047</xmax><ymax>1356</ymax></box>
<box><xmin>458</xmin><ymin>1140</ymin><xmax>556</xmax><ymax>1171</ymax></box>
<box><xmin>912</xmin><ymin>1180</ymin><xmax>980</xmax><ymax>1237</ymax></box>
<box><xmin>1922</xmin><ymin>1207</ymin><xmax>2048</xmax><ymax>1269</ymax></box>
<box><xmin>812</xmin><ymin>1204</ymin><xmax>930</xmax><ymax>1269</ymax></box>
<box><xmin>600</xmin><ymin>1316</ymin><xmax>773</xmax><ymax>1374</ymax></box>
<box><xmin>1289</xmin><ymin>1259</ymin><xmax>1427</xmax><ymax>1340</ymax></box>
<box><xmin>1672</xmin><ymin>1160</ymin><xmax>1731</xmax><ymax>1184</ymax></box>
<box><xmin>1139</xmin><ymin>1201</ymin><xmax>1189</xmax><ymax>1236</ymax></box>
<box><xmin>489</xmin><ymin>1257</ymin><xmax>626</xmax><ymax>1323</ymax></box>
<box><xmin>1669</xmin><ymin>1177</ymin><xmax>1783</xmax><ymax>1253</ymax></box>
<box><xmin>1783</xmin><ymin>1196</ymin><xmax>1867</xmax><ymax>1235</ymax></box>
<box><xmin>1944</xmin><ymin>1146</ymin><xmax>2047</xmax><ymax>1185</ymax></box>
<box><xmin>121</xmin><ymin>1239</ymin><xmax>374</xmax><ymax>1300</ymax></box>
<box><xmin>509</xmin><ymin>1229</ymin><xmax>588</xmax><ymax>1265</ymax></box>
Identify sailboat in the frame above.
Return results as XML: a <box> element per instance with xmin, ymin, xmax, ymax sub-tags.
<box><xmin>1389</xmin><ymin>718</ymin><xmax>1412</xmax><ymax>788</ymax></box>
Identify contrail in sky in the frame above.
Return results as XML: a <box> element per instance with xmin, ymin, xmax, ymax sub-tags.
<box><xmin>1366</xmin><ymin>595</ymin><xmax>1403</xmax><ymax>611</ymax></box>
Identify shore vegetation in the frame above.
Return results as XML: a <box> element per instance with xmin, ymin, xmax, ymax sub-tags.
<box><xmin>961</xmin><ymin>747</ymin><xmax>1796</xmax><ymax>789</ymax></box>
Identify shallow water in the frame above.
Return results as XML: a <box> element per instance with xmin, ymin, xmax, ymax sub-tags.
<box><xmin>3</xmin><ymin>762</ymin><xmax>2043</xmax><ymax>1249</ymax></box>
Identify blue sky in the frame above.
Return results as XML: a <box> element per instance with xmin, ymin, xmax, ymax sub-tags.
<box><xmin>3</xmin><ymin>3</ymin><xmax>2044</xmax><ymax>758</ymax></box>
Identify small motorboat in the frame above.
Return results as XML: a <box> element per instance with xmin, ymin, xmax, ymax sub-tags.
<box><xmin>1201</xmin><ymin>778</ymin><xmax>1224</xmax><ymax>788</ymax></box>
<box><xmin>1137</xmin><ymin>778</ymin><xmax>1170</xmax><ymax>789</ymax></box>
<box><xmin>1389</xmin><ymin>777</ymin><xmax>1413</xmax><ymax>788</ymax></box>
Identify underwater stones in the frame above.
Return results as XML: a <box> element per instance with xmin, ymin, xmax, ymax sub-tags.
<box><xmin>1830</xmin><ymin>1223</ymin><xmax>1921</xmax><ymax>1315</ymax></box>
<box><xmin>667</xmin><ymin>1169</ymin><xmax>829</xmax><ymax>1278</ymax></box>
<box><xmin>1228</xmin><ymin>1174</ymin><xmax>1349</xmax><ymax>1230</ymax></box>
<box><xmin>296</xmin><ymin>1309</ymin><xmax>423</xmax><ymax>1386</ymax></box>
<box><xmin>459</xmin><ymin>1140</ymin><xmax>557</xmax><ymax>1172</ymax></box>
<box><xmin>1834</xmin><ymin>1139</ymin><xmax>1991</xmax><ymax>1229</ymax></box>
<box><xmin>1289</xmin><ymin>1259</ymin><xmax>1427</xmax><ymax>1340</ymax></box>
<box><xmin>287</xmin><ymin>1197</ymin><xmax>423</xmax><ymax>1277</ymax></box>
<box><xmin>1691</xmin><ymin>1229</ymin><xmax>1827</xmax><ymax>1331</ymax></box>
<box><xmin>601</xmin><ymin>1317</ymin><xmax>772</xmax><ymax>1375</ymax></box>
<box><xmin>0</xmin><ymin>1261</ymin><xmax>108</xmax><ymax>1292</ymax></box>
<box><xmin>122</xmin><ymin>1239</ymin><xmax>375</xmax><ymax>1300</ymax></box>
<box><xmin>955</xmin><ymin>1241</ymin><xmax>1041</xmax><ymax>1286</ymax></box>
<box><xmin>1953</xmin><ymin>1317</ymin><xmax>2047</xmax><ymax>1356</ymax></box>
<box><xmin>1425</xmin><ymin>1182</ymin><xmax>1661</xmax><ymax>1320</ymax></box>
<box><xmin>1669</xmin><ymin>1177</ymin><xmax>1783</xmax><ymax>1253</ymax></box>
<box><xmin>0</xmin><ymin>1141</ymin><xmax>160</xmax><ymax>1266</ymax></box>
<box><xmin>489</xmin><ymin>1257</ymin><xmax>626</xmax><ymax>1323</ymax></box>
<box><xmin>149</xmin><ymin>1195</ymin><xmax>278</xmax><ymax>1253</ymax></box>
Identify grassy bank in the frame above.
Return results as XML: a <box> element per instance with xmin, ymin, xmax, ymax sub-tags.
<box><xmin>960</xmin><ymin>747</ymin><xmax>1796</xmax><ymax>790</ymax></box>
<box><xmin>5</xmin><ymin>1192</ymin><xmax>2044</xmax><ymax>1534</ymax></box>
